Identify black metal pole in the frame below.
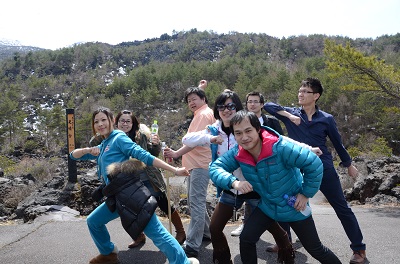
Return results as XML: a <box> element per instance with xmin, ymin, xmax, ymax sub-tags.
<box><xmin>66</xmin><ymin>108</ymin><xmax>77</xmax><ymax>183</ymax></box>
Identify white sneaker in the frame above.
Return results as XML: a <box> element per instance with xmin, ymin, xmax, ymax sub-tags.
<box><xmin>230</xmin><ymin>224</ymin><xmax>244</xmax><ymax>236</ymax></box>
<box><xmin>188</xmin><ymin>257</ymin><xmax>200</xmax><ymax>264</ymax></box>
<box><xmin>112</xmin><ymin>244</ymin><xmax>119</xmax><ymax>254</ymax></box>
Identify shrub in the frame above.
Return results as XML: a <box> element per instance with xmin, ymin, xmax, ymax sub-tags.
<box><xmin>24</xmin><ymin>140</ymin><xmax>40</xmax><ymax>153</ymax></box>
<box><xmin>0</xmin><ymin>155</ymin><xmax>16</xmax><ymax>175</ymax></box>
<box><xmin>9</xmin><ymin>157</ymin><xmax>61</xmax><ymax>182</ymax></box>
<box><xmin>357</xmin><ymin>134</ymin><xmax>392</xmax><ymax>158</ymax></box>
<box><xmin>347</xmin><ymin>147</ymin><xmax>361</xmax><ymax>158</ymax></box>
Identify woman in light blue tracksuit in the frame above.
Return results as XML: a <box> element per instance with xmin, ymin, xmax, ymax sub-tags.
<box><xmin>70</xmin><ymin>107</ymin><xmax>196</xmax><ymax>264</ymax></box>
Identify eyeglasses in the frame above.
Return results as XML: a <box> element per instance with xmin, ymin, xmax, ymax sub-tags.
<box><xmin>246</xmin><ymin>100</ymin><xmax>260</xmax><ymax>104</ymax></box>
<box><xmin>298</xmin><ymin>89</ymin><xmax>316</xmax><ymax>94</ymax></box>
<box><xmin>217</xmin><ymin>103</ymin><xmax>236</xmax><ymax>111</ymax></box>
<box><xmin>118</xmin><ymin>119</ymin><xmax>131</xmax><ymax>124</ymax></box>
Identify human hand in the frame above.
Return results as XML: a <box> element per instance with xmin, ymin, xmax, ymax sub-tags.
<box><xmin>289</xmin><ymin>115</ymin><xmax>301</xmax><ymax>126</ymax></box>
<box><xmin>232</xmin><ymin>180</ymin><xmax>253</xmax><ymax>194</ymax></box>
<box><xmin>311</xmin><ymin>147</ymin><xmax>322</xmax><ymax>156</ymax></box>
<box><xmin>294</xmin><ymin>193</ymin><xmax>309</xmax><ymax>212</ymax></box>
<box><xmin>150</xmin><ymin>134</ymin><xmax>160</xmax><ymax>145</ymax></box>
<box><xmin>163</xmin><ymin>147</ymin><xmax>178</xmax><ymax>159</ymax></box>
<box><xmin>175</xmin><ymin>167</ymin><xmax>190</xmax><ymax>176</ymax></box>
<box><xmin>198</xmin><ymin>80</ymin><xmax>208</xmax><ymax>90</ymax></box>
<box><xmin>348</xmin><ymin>164</ymin><xmax>359</xmax><ymax>178</ymax></box>
<box><xmin>88</xmin><ymin>147</ymin><xmax>100</xmax><ymax>156</ymax></box>
<box><xmin>210</xmin><ymin>135</ymin><xmax>224</xmax><ymax>145</ymax></box>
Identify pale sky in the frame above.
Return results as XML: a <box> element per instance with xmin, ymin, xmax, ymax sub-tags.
<box><xmin>1</xmin><ymin>0</ymin><xmax>399</xmax><ymax>50</ymax></box>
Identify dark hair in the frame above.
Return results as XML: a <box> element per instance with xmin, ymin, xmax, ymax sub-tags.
<box><xmin>213</xmin><ymin>90</ymin><xmax>244</xmax><ymax>120</ymax></box>
<box><xmin>301</xmin><ymin>77</ymin><xmax>324</xmax><ymax>99</ymax></box>
<box><xmin>115</xmin><ymin>110</ymin><xmax>140</xmax><ymax>141</ymax></box>
<box><xmin>91</xmin><ymin>107</ymin><xmax>115</xmax><ymax>136</ymax></box>
<box><xmin>245</xmin><ymin>91</ymin><xmax>265</xmax><ymax>104</ymax></box>
<box><xmin>184</xmin><ymin>87</ymin><xmax>208</xmax><ymax>104</ymax></box>
<box><xmin>230</xmin><ymin>110</ymin><xmax>261</xmax><ymax>133</ymax></box>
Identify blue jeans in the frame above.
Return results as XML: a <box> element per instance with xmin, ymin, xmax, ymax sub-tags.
<box><xmin>240</xmin><ymin>207</ymin><xmax>341</xmax><ymax>264</ymax></box>
<box><xmin>320</xmin><ymin>166</ymin><xmax>366</xmax><ymax>251</ymax></box>
<box><xmin>185</xmin><ymin>168</ymin><xmax>211</xmax><ymax>251</ymax></box>
<box><xmin>86</xmin><ymin>202</ymin><xmax>189</xmax><ymax>264</ymax></box>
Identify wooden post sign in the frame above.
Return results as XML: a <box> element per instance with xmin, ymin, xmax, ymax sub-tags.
<box><xmin>66</xmin><ymin>109</ymin><xmax>77</xmax><ymax>182</ymax></box>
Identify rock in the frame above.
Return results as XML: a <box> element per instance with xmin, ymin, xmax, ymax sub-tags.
<box><xmin>1</xmin><ymin>155</ymin><xmax>400</xmax><ymax>223</ymax></box>
<box><xmin>342</xmin><ymin>156</ymin><xmax>400</xmax><ymax>205</ymax></box>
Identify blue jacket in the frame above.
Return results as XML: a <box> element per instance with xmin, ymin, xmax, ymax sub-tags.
<box><xmin>70</xmin><ymin>130</ymin><xmax>155</xmax><ymax>184</ymax></box>
<box><xmin>209</xmin><ymin>126</ymin><xmax>323</xmax><ymax>222</ymax></box>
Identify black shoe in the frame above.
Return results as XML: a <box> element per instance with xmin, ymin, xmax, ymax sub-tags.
<box><xmin>202</xmin><ymin>235</ymin><xmax>211</xmax><ymax>242</ymax></box>
<box><xmin>182</xmin><ymin>244</ymin><xmax>198</xmax><ymax>258</ymax></box>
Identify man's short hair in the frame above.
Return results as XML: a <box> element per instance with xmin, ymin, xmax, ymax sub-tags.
<box><xmin>230</xmin><ymin>110</ymin><xmax>261</xmax><ymax>133</ymax></box>
<box><xmin>301</xmin><ymin>77</ymin><xmax>324</xmax><ymax>97</ymax></box>
<box><xmin>245</xmin><ymin>91</ymin><xmax>265</xmax><ymax>104</ymax></box>
<box><xmin>184</xmin><ymin>87</ymin><xmax>208</xmax><ymax>104</ymax></box>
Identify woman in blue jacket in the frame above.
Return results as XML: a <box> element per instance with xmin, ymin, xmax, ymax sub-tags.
<box><xmin>70</xmin><ymin>107</ymin><xmax>196</xmax><ymax>264</ymax></box>
<box><xmin>209</xmin><ymin>110</ymin><xmax>341</xmax><ymax>264</ymax></box>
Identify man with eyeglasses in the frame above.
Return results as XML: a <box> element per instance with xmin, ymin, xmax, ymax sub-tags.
<box><xmin>264</xmin><ymin>77</ymin><xmax>366</xmax><ymax>264</ymax></box>
<box><xmin>164</xmin><ymin>86</ymin><xmax>215</xmax><ymax>258</ymax></box>
<box><xmin>245</xmin><ymin>91</ymin><xmax>284</xmax><ymax>135</ymax></box>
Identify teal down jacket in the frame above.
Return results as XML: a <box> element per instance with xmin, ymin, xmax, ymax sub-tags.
<box><xmin>209</xmin><ymin>126</ymin><xmax>323</xmax><ymax>222</ymax></box>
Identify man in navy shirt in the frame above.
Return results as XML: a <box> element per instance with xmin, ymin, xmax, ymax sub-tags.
<box><xmin>264</xmin><ymin>77</ymin><xmax>366</xmax><ymax>264</ymax></box>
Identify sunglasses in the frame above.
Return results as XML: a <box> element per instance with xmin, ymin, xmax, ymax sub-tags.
<box><xmin>122</xmin><ymin>110</ymin><xmax>132</xmax><ymax>114</ymax></box>
<box><xmin>217</xmin><ymin>103</ymin><xmax>236</xmax><ymax>111</ymax></box>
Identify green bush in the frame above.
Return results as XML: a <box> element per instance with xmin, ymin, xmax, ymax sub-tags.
<box><xmin>347</xmin><ymin>147</ymin><xmax>362</xmax><ymax>158</ymax></box>
<box><xmin>24</xmin><ymin>140</ymin><xmax>40</xmax><ymax>153</ymax></box>
<box><xmin>0</xmin><ymin>155</ymin><xmax>16</xmax><ymax>175</ymax></box>
<box><xmin>356</xmin><ymin>134</ymin><xmax>392</xmax><ymax>157</ymax></box>
<box><xmin>13</xmin><ymin>157</ymin><xmax>60</xmax><ymax>182</ymax></box>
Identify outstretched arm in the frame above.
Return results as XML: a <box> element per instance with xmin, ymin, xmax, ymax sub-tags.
<box><xmin>152</xmin><ymin>157</ymin><xmax>189</xmax><ymax>176</ymax></box>
<box><xmin>71</xmin><ymin>147</ymin><xmax>100</xmax><ymax>158</ymax></box>
<box><xmin>163</xmin><ymin>145</ymin><xmax>193</xmax><ymax>159</ymax></box>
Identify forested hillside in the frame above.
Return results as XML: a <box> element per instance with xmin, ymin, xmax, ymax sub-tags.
<box><xmin>0</xmin><ymin>29</ymin><xmax>399</xmax><ymax>158</ymax></box>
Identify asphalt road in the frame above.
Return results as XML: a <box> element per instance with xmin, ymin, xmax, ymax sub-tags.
<box><xmin>1</xmin><ymin>191</ymin><xmax>399</xmax><ymax>264</ymax></box>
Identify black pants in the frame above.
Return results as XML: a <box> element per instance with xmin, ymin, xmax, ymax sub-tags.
<box><xmin>320</xmin><ymin>166</ymin><xmax>365</xmax><ymax>251</ymax></box>
<box><xmin>240</xmin><ymin>207</ymin><xmax>341</xmax><ymax>264</ymax></box>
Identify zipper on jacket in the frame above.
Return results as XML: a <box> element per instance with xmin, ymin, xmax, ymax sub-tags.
<box><xmin>121</xmin><ymin>203</ymin><xmax>138</xmax><ymax>216</ymax></box>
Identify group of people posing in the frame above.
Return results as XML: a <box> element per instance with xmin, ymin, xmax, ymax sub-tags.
<box><xmin>71</xmin><ymin>78</ymin><xmax>367</xmax><ymax>264</ymax></box>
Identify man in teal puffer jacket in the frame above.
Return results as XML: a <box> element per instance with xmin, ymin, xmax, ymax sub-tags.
<box><xmin>209</xmin><ymin>110</ymin><xmax>341</xmax><ymax>264</ymax></box>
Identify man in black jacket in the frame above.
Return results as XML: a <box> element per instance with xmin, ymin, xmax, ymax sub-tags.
<box><xmin>245</xmin><ymin>91</ymin><xmax>284</xmax><ymax>135</ymax></box>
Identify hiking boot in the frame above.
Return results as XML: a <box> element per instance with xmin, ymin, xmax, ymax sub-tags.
<box><xmin>171</xmin><ymin>210</ymin><xmax>186</xmax><ymax>245</ymax></box>
<box><xmin>89</xmin><ymin>246</ymin><xmax>119</xmax><ymax>264</ymax></box>
<box><xmin>128</xmin><ymin>233</ymin><xmax>146</xmax><ymax>248</ymax></box>
<box><xmin>350</xmin><ymin>250</ymin><xmax>366</xmax><ymax>264</ymax></box>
